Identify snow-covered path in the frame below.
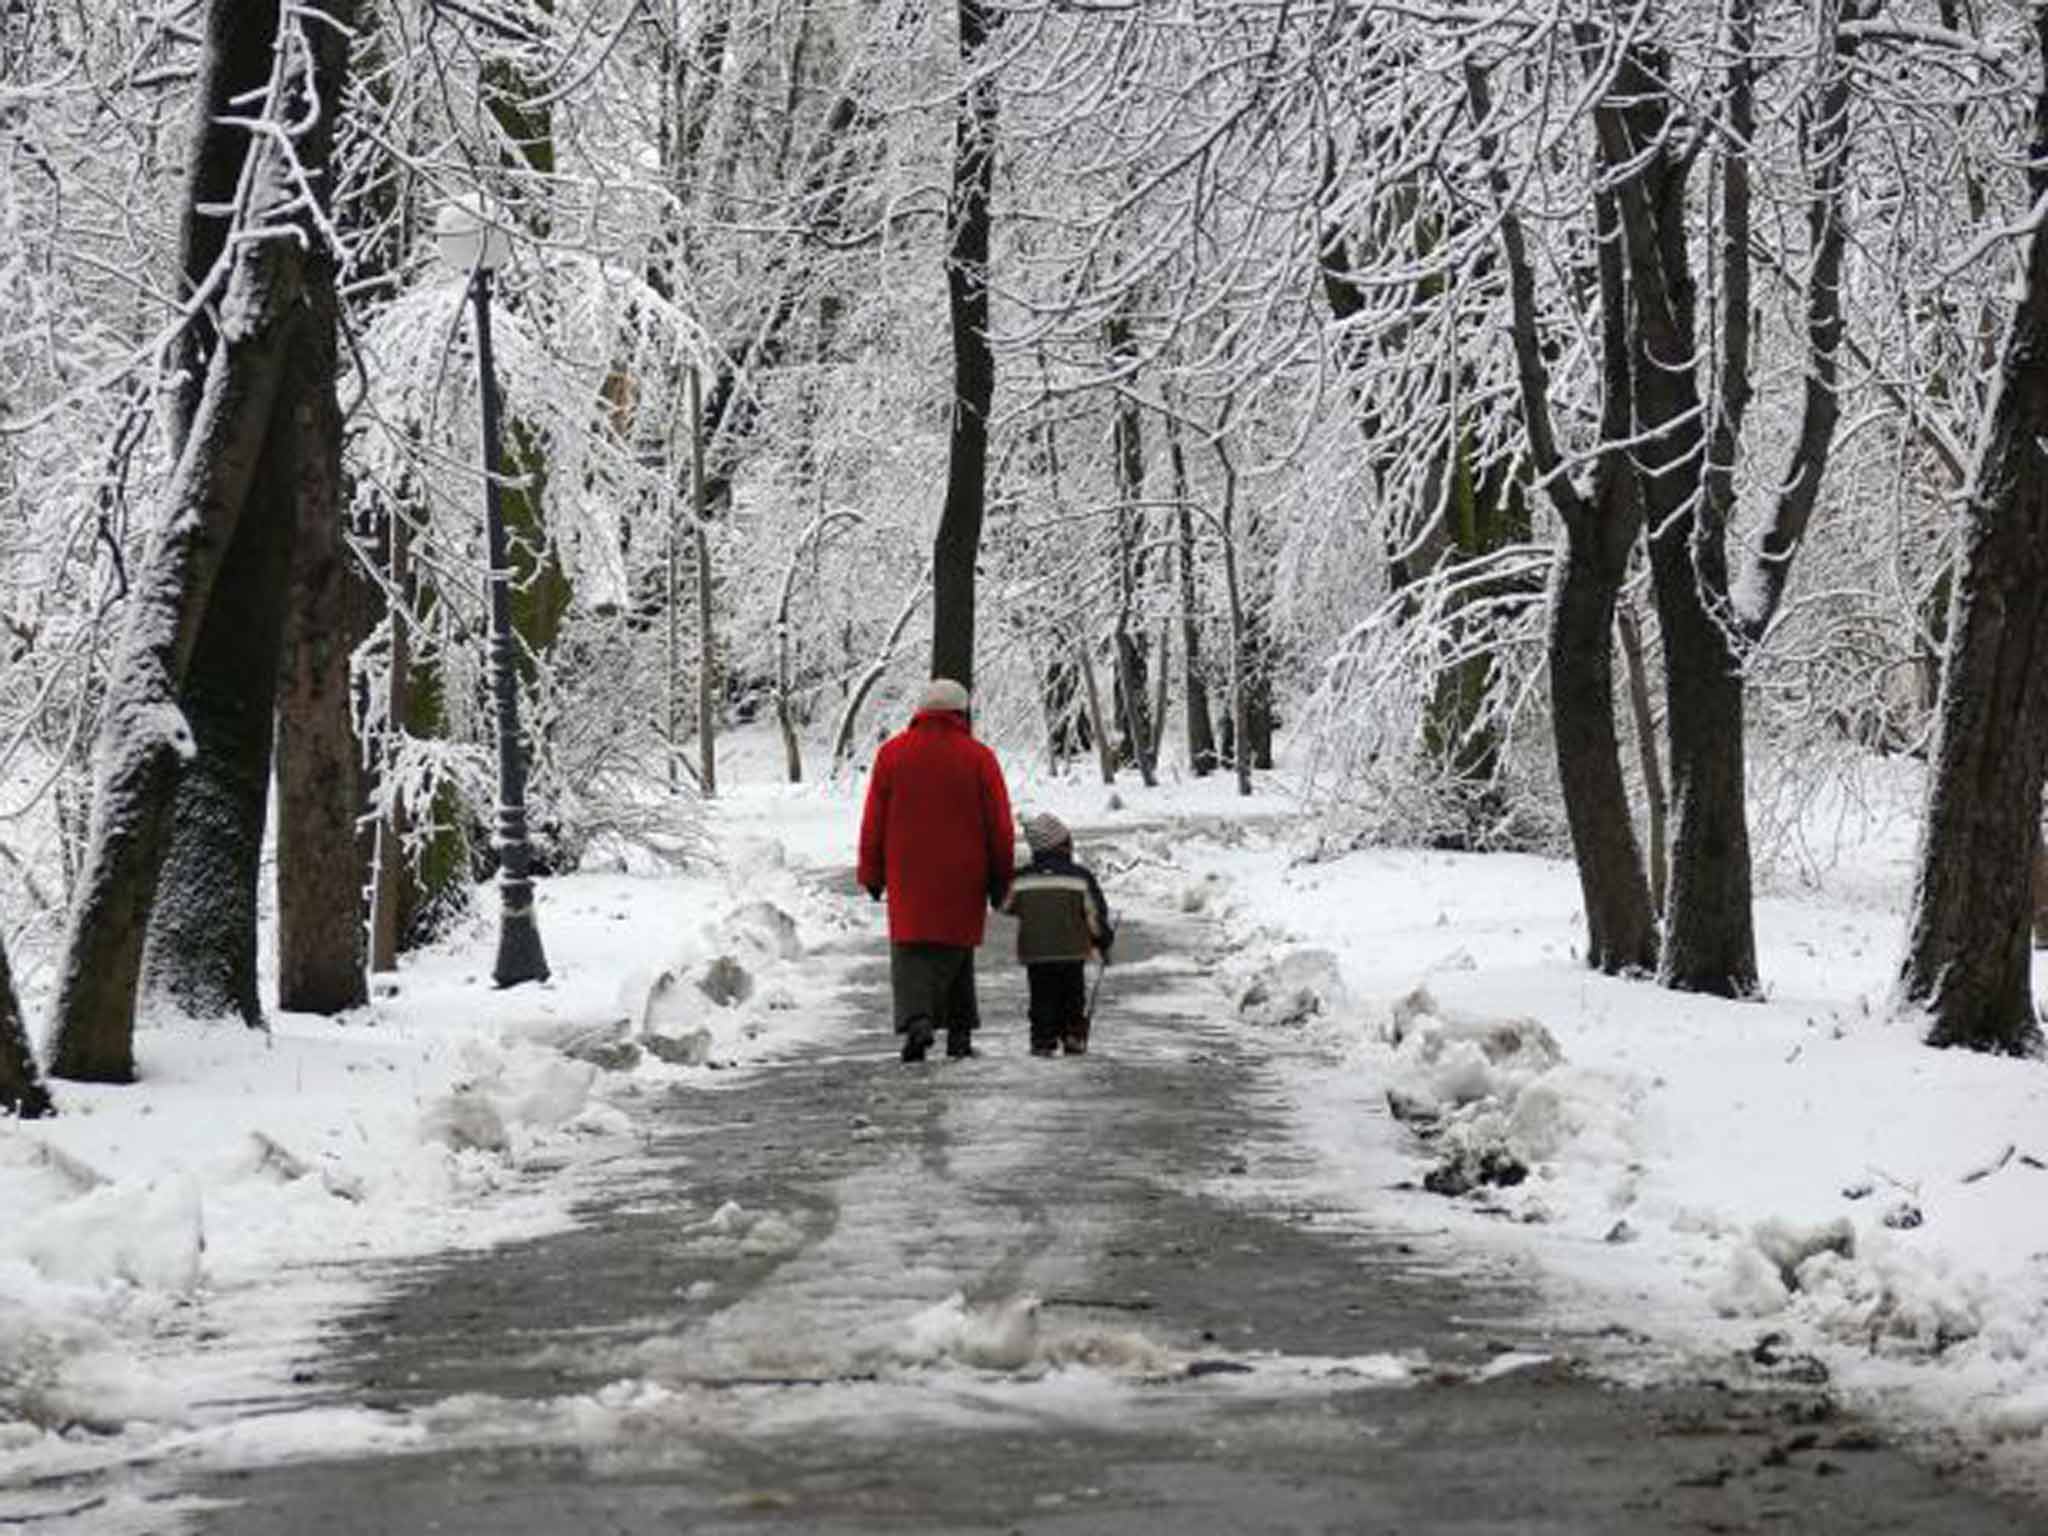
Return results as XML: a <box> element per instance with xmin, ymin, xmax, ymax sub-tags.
<box><xmin>159</xmin><ymin>848</ymin><xmax>2039</xmax><ymax>1534</ymax></box>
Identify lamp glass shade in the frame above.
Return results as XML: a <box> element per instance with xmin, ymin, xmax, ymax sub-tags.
<box><xmin>434</xmin><ymin>196</ymin><xmax>512</xmax><ymax>273</ymax></box>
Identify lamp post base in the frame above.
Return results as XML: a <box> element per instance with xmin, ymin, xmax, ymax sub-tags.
<box><xmin>492</xmin><ymin>874</ymin><xmax>550</xmax><ymax>988</ymax></box>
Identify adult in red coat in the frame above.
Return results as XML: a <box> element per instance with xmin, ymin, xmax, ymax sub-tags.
<box><xmin>858</xmin><ymin>678</ymin><xmax>1015</xmax><ymax>1061</ymax></box>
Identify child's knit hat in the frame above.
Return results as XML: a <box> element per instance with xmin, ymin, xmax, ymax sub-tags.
<box><xmin>1022</xmin><ymin>812</ymin><xmax>1070</xmax><ymax>855</ymax></box>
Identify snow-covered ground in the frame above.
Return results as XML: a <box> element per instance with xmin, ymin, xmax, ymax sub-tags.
<box><xmin>1044</xmin><ymin>767</ymin><xmax>2048</xmax><ymax>1499</ymax></box>
<box><xmin>6</xmin><ymin>725</ymin><xmax>2048</xmax><ymax>1515</ymax></box>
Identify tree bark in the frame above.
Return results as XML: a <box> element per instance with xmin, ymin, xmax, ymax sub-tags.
<box><xmin>141</xmin><ymin>348</ymin><xmax>297</xmax><ymax>1026</ymax></box>
<box><xmin>148</xmin><ymin>0</ymin><xmax>358</xmax><ymax>1024</ymax></box>
<box><xmin>831</xmin><ymin>571</ymin><xmax>928</xmax><ymax>768</ymax></box>
<box><xmin>1617</xmin><ymin>595</ymin><xmax>1668</xmax><ymax>919</ymax></box>
<box><xmin>930</xmin><ymin>0</ymin><xmax>998</xmax><ymax>690</ymax></box>
<box><xmin>1170</xmin><ymin>422</ymin><xmax>1217</xmax><ymax>774</ymax></box>
<box><xmin>690</xmin><ymin>365</ymin><xmax>717</xmax><ymax>798</ymax></box>
<box><xmin>1588</xmin><ymin>36</ymin><xmax>1755</xmax><ymax>995</ymax></box>
<box><xmin>1076</xmin><ymin>640</ymin><xmax>1117</xmax><ymax>787</ymax></box>
<box><xmin>47</xmin><ymin>161</ymin><xmax>306</xmax><ymax>1080</ymax></box>
<box><xmin>0</xmin><ymin>939</ymin><xmax>51</xmax><ymax>1118</ymax></box>
<box><xmin>1466</xmin><ymin>61</ymin><xmax>1656</xmax><ymax>971</ymax></box>
<box><xmin>275</xmin><ymin>227</ymin><xmax>365</xmax><ymax>1015</ymax></box>
<box><xmin>1897</xmin><ymin>10</ymin><xmax>2048</xmax><ymax>1054</ymax></box>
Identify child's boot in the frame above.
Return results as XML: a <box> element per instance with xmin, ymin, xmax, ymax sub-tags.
<box><xmin>1061</xmin><ymin>1019</ymin><xmax>1090</xmax><ymax>1055</ymax></box>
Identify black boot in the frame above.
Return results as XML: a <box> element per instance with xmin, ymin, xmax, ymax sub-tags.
<box><xmin>945</xmin><ymin>1025</ymin><xmax>976</xmax><ymax>1059</ymax></box>
<box><xmin>901</xmin><ymin>1019</ymin><xmax>934</xmax><ymax>1063</ymax></box>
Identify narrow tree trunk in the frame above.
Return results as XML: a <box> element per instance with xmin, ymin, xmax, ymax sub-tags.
<box><xmin>930</xmin><ymin>0</ymin><xmax>998</xmax><ymax>689</ymax></box>
<box><xmin>1899</xmin><ymin>10</ymin><xmax>2048</xmax><ymax>1053</ymax></box>
<box><xmin>275</xmin><ymin>236</ymin><xmax>366</xmax><ymax>1015</ymax></box>
<box><xmin>1550</xmin><ymin>539</ymin><xmax>1657</xmax><ymax>972</ymax></box>
<box><xmin>1465</xmin><ymin>59</ymin><xmax>1657</xmax><ymax>967</ymax></box>
<box><xmin>831</xmin><ymin>571</ymin><xmax>928</xmax><ymax>768</ymax></box>
<box><xmin>1616</xmin><ymin>595</ymin><xmax>1667</xmax><ymax>919</ymax></box>
<box><xmin>1043</xmin><ymin>653</ymin><xmax>1086</xmax><ymax>766</ymax></box>
<box><xmin>1644</xmin><ymin>552</ymin><xmax>1753</xmax><ymax>994</ymax></box>
<box><xmin>1113</xmin><ymin>631</ymin><xmax>1158</xmax><ymax>788</ymax></box>
<box><xmin>0</xmin><ymin>940</ymin><xmax>51</xmax><ymax>1118</ymax></box>
<box><xmin>1077</xmin><ymin>640</ymin><xmax>1117</xmax><ymax>787</ymax></box>
<box><xmin>1214</xmin><ymin>436</ymin><xmax>1252</xmax><ymax>798</ymax></box>
<box><xmin>1240</xmin><ymin>593</ymin><xmax>1275</xmax><ymax>773</ymax></box>
<box><xmin>690</xmin><ymin>366</ymin><xmax>716</xmax><ymax>798</ymax></box>
<box><xmin>1150</xmin><ymin>621</ymin><xmax>1171</xmax><ymax>769</ymax></box>
<box><xmin>1172</xmin><ymin>429</ymin><xmax>1217</xmax><ymax>774</ymax></box>
<box><xmin>367</xmin><ymin>508</ymin><xmax>409</xmax><ymax>975</ymax></box>
<box><xmin>776</xmin><ymin>621</ymin><xmax>803</xmax><ymax>784</ymax></box>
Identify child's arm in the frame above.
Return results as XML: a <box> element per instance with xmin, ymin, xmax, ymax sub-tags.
<box><xmin>1083</xmin><ymin>868</ymin><xmax>1114</xmax><ymax>956</ymax></box>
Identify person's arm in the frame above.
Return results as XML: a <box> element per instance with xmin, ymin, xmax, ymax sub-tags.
<box><xmin>1083</xmin><ymin>867</ymin><xmax>1114</xmax><ymax>955</ymax></box>
<box><xmin>857</xmin><ymin>747</ymin><xmax>892</xmax><ymax>898</ymax></box>
<box><xmin>982</xmin><ymin>749</ymin><xmax>1015</xmax><ymax>906</ymax></box>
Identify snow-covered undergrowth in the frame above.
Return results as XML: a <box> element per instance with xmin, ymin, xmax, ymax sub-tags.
<box><xmin>1141</xmin><ymin>783</ymin><xmax>2048</xmax><ymax>1495</ymax></box>
<box><xmin>0</xmin><ymin>825</ymin><xmax>852</xmax><ymax>1488</ymax></box>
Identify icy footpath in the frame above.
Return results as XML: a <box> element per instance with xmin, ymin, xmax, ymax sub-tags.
<box><xmin>1149</xmin><ymin>817</ymin><xmax>2048</xmax><ymax>1498</ymax></box>
<box><xmin>0</xmin><ymin>838</ymin><xmax>851</xmax><ymax>1507</ymax></box>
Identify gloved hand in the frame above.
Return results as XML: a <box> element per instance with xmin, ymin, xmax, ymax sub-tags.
<box><xmin>866</xmin><ymin>883</ymin><xmax>883</xmax><ymax>902</ymax></box>
<box><xmin>988</xmin><ymin>879</ymin><xmax>1008</xmax><ymax>911</ymax></box>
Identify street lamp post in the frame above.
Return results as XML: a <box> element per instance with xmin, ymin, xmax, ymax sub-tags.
<box><xmin>437</xmin><ymin>199</ymin><xmax>549</xmax><ymax>988</ymax></box>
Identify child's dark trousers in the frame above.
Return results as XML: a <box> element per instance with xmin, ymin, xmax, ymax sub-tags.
<box><xmin>1026</xmin><ymin>961</ymin><xmax>1089</xmax><ymax>1054</ymax></box>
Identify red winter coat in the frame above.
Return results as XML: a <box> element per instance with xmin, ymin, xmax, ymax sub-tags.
<box><xmin>857</xmin><ymin>709</ymin><xmax>1015</xmax><ymax>947</ymax></box>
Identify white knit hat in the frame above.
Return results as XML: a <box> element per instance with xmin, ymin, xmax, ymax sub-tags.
<box><xmin>1022</xmin><ymin>812</ymin><xmax>1070</xmax><ymax>855</ymax></box>
<box><xmin>920</xmin><ymin>677</ymin><xmax>970</xmax><ymax>713</ymax></box>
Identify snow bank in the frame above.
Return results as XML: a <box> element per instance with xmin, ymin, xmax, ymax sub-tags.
<box><xmin>0</xmin><ymin>822</ymin><xmax>852</xmax><ymax>1487</ymax></box>
<box><xmin>1160</xmin><ymin>806</ymin><xmax>2048</xmax><ymax>1494</ymax></box>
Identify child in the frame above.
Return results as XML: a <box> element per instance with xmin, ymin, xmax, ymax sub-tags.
<box><xmin>1002</xmin><ymin>812</ymin><xmax>1114</xmax><ymax>1056</ymax></box>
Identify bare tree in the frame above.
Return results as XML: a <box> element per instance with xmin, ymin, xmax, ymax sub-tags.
<box><xmin>48</xmin><ymin>0</ymin><xmax>350</xmax><ymax>1080</ymax></box>
<box><xmin>1898</xmin><ymin>9</ymin><xmax>2048</xmax><ymax>1055</ymax></box>
<box><xmin>931</xmin><ymin>0</ymin><xmax>999</xmax><ymax>690</ymax></box>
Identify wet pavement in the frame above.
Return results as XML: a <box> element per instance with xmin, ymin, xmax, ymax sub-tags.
<box><xmin>184</xmin><ymin>882</ymin><xmax>2042</xmax><ymax>1534</ymax></box>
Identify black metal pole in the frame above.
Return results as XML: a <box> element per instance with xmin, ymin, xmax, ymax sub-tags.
<box><xmin>471</xmin><ymin>267</ymin><xmax>549</xmax><ymax>987</ymax></box>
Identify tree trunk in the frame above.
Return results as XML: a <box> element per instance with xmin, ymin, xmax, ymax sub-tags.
<box><xmin>1043</xmin><ymin>653</ymin><xmax>1087</xmax><ymax>766</ymax></box>
<box><xmin>1549</xmin><ymin>538</ymin><xmax>1658</xmax><ymax>972</ymax></box>
<box><xmin>690</xmin><ymin>366</ymin><xmax>717</xmax><ymax>798</ymax></box>
<box><xmin>1113</xmin><ymin>630</ymin><xmax>1158</xmax><ymax>788</ymax></box>
<box><xmin>1240</xmin><ymin>595</ymin><xmax>1275</xmax><ymax>774</ymax></box>
<box><xmin>1214</xmin><ymin>435</ymin><xmax>1253</xmax><ymax>798</ymax></box>
<box><xmin>831</xmin><ymin>571</ymin><xmax>929</xmax><ymax>769</ymax></box>
<box><xmin>0</xmin><ymin>939</ymin><xmax>51</xmax><ymax>1118</ymax></box>
<box><xmin>275</xmin><ymin>231</ymin><xmax>366</xmax><ymax>1015</ymax></box>
<box><xmin>151</xmin><ymin>0</ymin><xmax>358</xmax><ymax>1023</ymax></box>
<box><xmin>141</xmin><ymin>347</ymin><xmax>297</xmax><ymax>1026</ymax></box>
<box><xmin>1172</xmin><ymin>428</ymin><xmax>1217</xmax><ymax>774</ymax></box>
<box><xmin>1589</xmin><ymin>43</ymin><xmax>1755</xmax><ymax>996</ymax></box>
<box><xmin>1616</xmin><ymin>595</ymin><xmax>1667</xmax><ymax>919</ymax></box>
<box><xmin>47</xmin><ymin>43</ymin><xmax>313</xmax><ymax>1078</ymax></box>
<box><xmin>1150</xmin><ymin>621</ymin><xmax>1171</xmax><ymax>770</ymax></box>
<box><xmin>367</xmin><ymin>506</ymin><xmax>410</xmax><ymax>974</ymax></box>
<box><xmin>1466</xmin><ymin>59</ymin><xmax>1657</xmax><ymax>969</ymax></box>
<box><xmin>930</xmin><ymin>0</ymin><xmax>998</xmax><ymax>689</ymax></box>
<box><xmin>1898</xmin><ymin>10</ymin><xmax>2048</xmax><ymax>1053</ymax></box>
<box><xmin>133</xmin><ymin>0</ymin><xmax>292</xmax><ymax>1028</ymax></box>
<box><xmin>1077</xmin><ymin>640</ymin><xmax>1117</xmax><ymax>787</ymax></box>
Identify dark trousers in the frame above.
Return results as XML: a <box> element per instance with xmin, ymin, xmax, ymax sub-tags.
<box><xmin>890</xmin><ymin>943</ymin><xmax>979</xmax><ymax>1048</ymax></box>
<box><xmin>1026</xmin><ymin>961</ymin><xmax>1088</xmax><ymax>1053</ymax></box>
